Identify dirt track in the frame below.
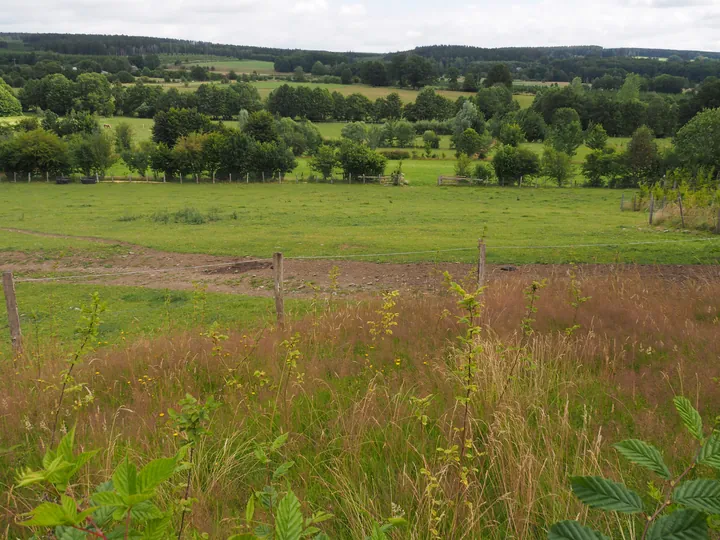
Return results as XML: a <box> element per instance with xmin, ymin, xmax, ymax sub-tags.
<box><xmin>2</xmin><ymin>228</ymin><xmax>720</xmax><ymax>296</ymax></box>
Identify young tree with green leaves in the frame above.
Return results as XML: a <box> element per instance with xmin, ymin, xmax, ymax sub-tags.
<box><xmin>546</xmin><ymin>107</ymin><xmax>584</xmax><ymax>157</ymax></box>
<box><xmin>550</xmin><ymin>396</ymin><xmax>720</xmax><ymax>540</ymax></box>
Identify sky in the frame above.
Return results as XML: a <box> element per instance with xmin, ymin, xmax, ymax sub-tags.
<box><xmin>2</xmin><ymin>0</ymin><xmax>720</xmax><ymax>54</ymax></box>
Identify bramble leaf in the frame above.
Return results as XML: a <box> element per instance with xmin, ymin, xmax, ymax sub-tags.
<box><xmin>674</xmin><ymin>396</ymin><xmax>704</xmax><ymax>441</ymax></box>
<box><xmin>614</xmin><ymin>439</ymin><xmax>671</xmax><ymax>479</ymax></box>
<box><xmin>570</xmin><ymin>476</ymin><xmax>643</xmax><ymax>514</ymax></box>
<box><xmin>646</xmin><ymin>508</ymin><xmax>708</xmax><ymax>539</ymax></box>
<box><xmin>20</xmin><ymin>502</ymin><xmax>72</xmax><ymax>527</ymax></box>
<box><xmin>548</xmin><ymin>520</ymin><xmax>610</xmax><ymax>540</ymax></box>
<box><xmin>137</xmin><ymin>456</ymin><xmax>177</xmax><ymax>493</ymax></box>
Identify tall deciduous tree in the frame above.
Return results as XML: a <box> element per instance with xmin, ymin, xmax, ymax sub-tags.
<box><xmin>546</xmin><ymin>107</ymin><xmax>584</xmax><ymax>157</ymax></box>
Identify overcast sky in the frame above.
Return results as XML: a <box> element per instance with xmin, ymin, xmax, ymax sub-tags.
<box><xmin>2</xmin><ymin>0</ymin><xmax>720</xmax><ymax>53</ymax></box>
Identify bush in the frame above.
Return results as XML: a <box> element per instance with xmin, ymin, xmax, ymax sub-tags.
<box><xmin>422</xmin><ymin>130</ymin><xmax>440</xmax><ymax>149</ymax></box>
<box><xmin>474</xmin><ymin>162</ymin><xmax>496</xmax><ymax>184</ymax></box>
<box><xmin>380</xmin><ymin>150</ymin><xmax>411</xmax><ymax>160</ymax></box>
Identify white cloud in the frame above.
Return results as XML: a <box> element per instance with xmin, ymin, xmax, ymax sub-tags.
<box><xmin>339</xmin><ymin>3</ymin><xmax>367</xmax><ymax>16</ymax></box>
<box><xmin>292</xmin><ymin>0</ymin><xmax>328</xmax><ymax>13</ymax></box>
<box><xmin>2</xmin><ymin>0</ymin><xmax>720</xmax><ymax>53</ymax></box>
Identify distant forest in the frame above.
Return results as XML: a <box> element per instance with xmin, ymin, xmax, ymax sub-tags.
<box><xmin>2</xmin><ymin>33</ymin><xmax>720</xmax><ymax>86</ymax></box>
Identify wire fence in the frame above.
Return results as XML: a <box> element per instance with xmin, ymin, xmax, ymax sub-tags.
<box><xmin>9</xmin><ymin>235</ymin><xmax>720</xmax><ymax>284</ymax></box>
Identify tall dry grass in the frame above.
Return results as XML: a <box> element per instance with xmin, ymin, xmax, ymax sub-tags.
<box><xmin>1</xmin><ymin>267</ymin><xmax>718</xmax><ymax>538</ymax></box>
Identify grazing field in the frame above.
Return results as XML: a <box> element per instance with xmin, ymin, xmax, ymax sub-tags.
<box><xmin>1</xmin><ymin>183</ymin><xmax>717</xmax><ymax>265</ymax></box>
<box><xmin>160</xmin><ymin>55</ymin><xmax>277</xmax><ymax>74</ymax></box>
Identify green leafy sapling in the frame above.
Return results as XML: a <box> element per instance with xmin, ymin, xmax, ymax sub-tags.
<box><xmin>233</xmin><ymin>433</ymin><xmax>333</xmax><ymax>539</ymax></box>
<box><xmin>50</xmin><ymin>292</ymin><xmax>105</xmax><ymax>444</ymax></box>
<box><xmin>549</xmin><ymin>396</ymin><xmax>720</xmax><ymax>540</ymax></box>
<box><xmin>168</xmin><ymin>394</ymin><xmax>221</xmax><ymax>539</ymax></box>
<box><xmin>521</xmin><ymin>279</ymin><xmax>547</xmax><ymax>337</ymax></box>
<box><xmin>565</xmin><ymin>265</ymin><xmax>590</xmax><ymax>336</ymax></box>
<box><xmin>17</xmin><ymin>425</ymin><xmax>179</xmax><ymax>539</ymax></box>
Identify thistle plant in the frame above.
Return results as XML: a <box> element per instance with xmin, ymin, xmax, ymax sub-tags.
<box><xmin>550</xmin><ymin>396</ymin><xmax>720</xmax><ymax>540</ymax></box>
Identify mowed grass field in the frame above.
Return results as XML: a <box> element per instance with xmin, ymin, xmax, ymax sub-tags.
<box><xmin>1</xmin><ymin>183</ymin><xmax>718</xmax><ymax>265</ymax></box>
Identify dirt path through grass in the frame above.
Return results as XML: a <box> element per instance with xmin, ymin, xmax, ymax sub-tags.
<box><xmin>3</xmin><ymin>227</ymin><xmax>719</xmax><ymax>297</ymax></box>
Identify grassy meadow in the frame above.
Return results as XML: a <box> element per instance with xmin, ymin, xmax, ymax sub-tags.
<box><xmin>1</xmin><ymin>183</ymin><xmax>718</xmax><ymax>265</ymax></box>
<box><xmin>1</xmin><ymin>270</ymin><xmax>718</xmax><ymax>538</ymax></box>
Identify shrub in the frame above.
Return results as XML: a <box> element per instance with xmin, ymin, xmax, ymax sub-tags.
<box><xmin>473</xmin><ymin>161</ymin><xmax>496</xmax><ymax>184</ymax></box>
<box><xmin>380</xmin><ymin>150</ymin><xmax>411</xmax><ymax>160</ymax></box>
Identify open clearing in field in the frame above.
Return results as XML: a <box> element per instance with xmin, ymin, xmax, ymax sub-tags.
<box><xmin>1</xmin><ymin>184</ymin><xmax>718</xmax><ymax>265</ymax></box>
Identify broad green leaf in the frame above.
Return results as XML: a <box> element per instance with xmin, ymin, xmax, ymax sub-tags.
<box><xmin>548</xmin><ymin>521</ymin><xmax>610</xmax><ymax>540</ymax></box>
<box><xmin>20</xmin><ymin>502</ymin><xmax>72</xmax><ymax>527</ymax></box>
<box><xmin>646</xmin><ymin>508</ymin><xmax>708</xmax><ymax>539</ymax></box>
<box><xmin>302</xmin><ymin>526</ymin><xmax>321</xmax><ymax>537</ymax></box>
<box><xmin>113</xmin><ymin>457</ymin><xmax>137</xmax><ymax>497</ymax></box>
<box><xmin>246</xmin><ymin>495</ymin><xmax>255</xmax><ymax>526</ymax></box>
<box><xmin>674</xmin><ymin>396</ymin><xmax>704</xmax><ymax>441</ymax></box>
<box><xmin>254</xmin><ymin>523</ymin><xmax>273</xmax><ymax>538</ymax></box>
<box><xmin>367</xmin><ymin>522</ymin><xmax>388</xmax><ymax>540</ymax></box>
<box><xmin>386</xmin><ymin>517</ymin><xmax>406</xmax><ymax>527</ymax></box>
<box><xmin>129</xmin><ymin>500</ymin><xmax>164</xmax><ymax>522</ymax></box>
<box><xmin>254</xmin><ymin>446</ymin><xmax>270</xmax><ymax>465</ymax></box>
<box><xmin>271</xmin><ymin>432</ymin><xmax>289</xmax><ymax>452</ymax></box>
<box><xmin>137</xmin><ymin>456</ymin><xmax>177</xmax><ymax>492</ymax></box>
<box><xmin>570</xmin><ymin>476</ymin><xmax>644</xmax><ymax>514</ymax></box>
<box><xmin>673</xmin><ymin>479</ymin><xmax>720</xmax><ymax>514</ymax></box>
<box><xmin>307</xmin><ymin>511</ymin><xmax>333</xmax><ymax>525</ymax></box>
<box><xmin>141</xmin><ymin>516</ymin><xmax>172</xmax><ymax>540</ymax></box>
<box><xmin>60</xmin><ymin>495</ymin><xmax>77</xmax><ymax>521</ymax></box>
<box><xmin>228</xmin><ymin>535</ymin><xmax>256</xmax><ymax>540</ymax></box>
<box><xmin>698</xmin><ymin>431</ymin><xmax>720</xmax><ymax>469</ymax></box>
<box><xmin>92</xmin><ymin>491</ymin><xmax>125</xmax><ymax>507</ymax></box>
<box><xmin>313</xmin><ymin>534</ymin><xmax>330</xmax><ymax>540</ymax></box>
<box><xmin>275</xmin><ymin>490</ymin><xmax>303</xmax><ymax>540</ymax></box>
<box><xmin>57</xmin><ymin>425</ymin><xmax>77</xmax><ymax>462</ymax></box>
<box><xmin>614</xmin><ymin>439</ymin><xmax>671</xmax><ymax>479</ymax></box>
<box><xmin>273</xmin><ymin>460</ymin><xmax>295</xmax><ymax>481</ymax></box>
<box><xmin>55</xmin><ymin>526</ymin><xmax>87</xmax><ymax>540</ymax></box>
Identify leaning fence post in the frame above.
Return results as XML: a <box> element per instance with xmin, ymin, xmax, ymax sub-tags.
<box><xmin>648</xmin><ymin>193</ymin><xmax>655</xmax><ymax>225</ymax></box>
<box><xmin>477</xmin><ymin>239</ymin><xmax>486</xmax><ymax>289</ymax></box>
<box><xmin>678</xmin><ymin>195</ymin><xmax>685</xmax><ymax>228</ymax></box>
<box><xmin>273</xmin><ymin>252</ymin><xmax>285</xmax><ymax>328</ymax></box>
<box><xmin>3</xmin><ymin>271</ymin><xmax>22</xmax><ymax>357</ymax></box>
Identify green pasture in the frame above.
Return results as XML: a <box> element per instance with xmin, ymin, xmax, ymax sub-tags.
<box><xmin>0</xmin><ymin>281</ymin><xmax>305</xmax><ymax>355</ymax></box>
<box><xmin>1</xmin><ymin>183</ymin><xmax>718</xmax><ymax>265</ymax></box>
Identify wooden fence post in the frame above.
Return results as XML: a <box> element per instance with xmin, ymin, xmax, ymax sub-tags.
<box><xmin>28</xmin><ymin>172</ymin><xmax>31</xmax><ymax>183</ymax></box>
<box><xmin>273</xmin><ymin>252</ymin><xmax>285</xmax><ymax>328</ymax></box>
<box><xmin>477</xmin><ymin>239</ymin><xmax>486</xmax><ymax>289</ymax></box>
<box><xmin>247</xmin><ymin>173</ymin><xmax>249</xmax><ymax>184</ymax></box>
<box><xmin>678</xmin><ymin>195</ymin><xmax>685</xmax><ymax>228</ymax></box>
<box><xmin>716</xmin><ymin>208</ymin><xmax>720</xmax><ymax>235</ymax></box>
<box><xmin>648</xmin><ymin>193</ymin><xmax>655</xmax><ymax>225</ymax></box>
<box><xmin>3</xmin><ymin>272</ymin><xmax>22</xmax><ymax>357</ymax></box>
<box><xmin>229</xmin><ymin>173</ymin><xmax>232</xmax><ymax>183</ymax></box>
